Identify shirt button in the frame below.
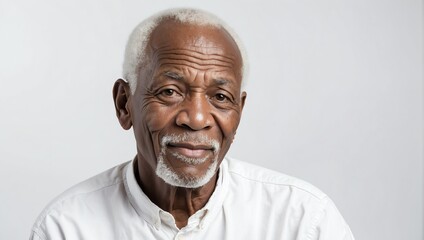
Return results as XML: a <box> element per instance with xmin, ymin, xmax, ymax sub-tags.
<box><xmin>176</xmin><ymin>235</ymin><xmax>184</xmax><ymax>240</ymax></box>
<box><xmin>155</xmin><ymin>220</ymin><xmax>160</xmax><ymax>229</ymax></box>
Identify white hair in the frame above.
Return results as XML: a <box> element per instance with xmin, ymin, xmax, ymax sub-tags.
<box><xmin>122</xmin><ymin>8</ymin><xmax>249</xmax><ymax>94</ymax></box>
<box><xmin>155</xmin><ymin>133</ymin><xmax>220</xmax><ymax>188</ymax></box>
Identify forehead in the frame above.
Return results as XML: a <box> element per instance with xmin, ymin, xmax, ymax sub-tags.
<box><xmin>146</xmin><ymin>20</ymin><xmax>243</xmax><ymax>77</ymax></box>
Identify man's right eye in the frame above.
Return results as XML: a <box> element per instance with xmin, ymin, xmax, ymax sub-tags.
<box><xmin>155</xmin><ymin>88</ymin><xmax>183</xmax><ymax>103</ymax></box>
<box><xmin>161</xmin><ymin>89</ymin><xmax>175</xmax><ymax>96</ymax></box>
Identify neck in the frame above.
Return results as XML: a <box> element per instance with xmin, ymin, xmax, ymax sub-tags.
<box><xmin>134</xmin><ymin>156</ymin><xmax>218</xmax><ymax>229</ymax></box>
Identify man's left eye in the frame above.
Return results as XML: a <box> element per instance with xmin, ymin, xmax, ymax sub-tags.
<box><xmin>214</xmin><ymin>93</ymin><xmax>229</xmax><ymax>102</ymax></box>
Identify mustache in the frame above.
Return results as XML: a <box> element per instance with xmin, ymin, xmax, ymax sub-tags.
<box><xmin>160</xmin><ymin>133</ymin><xmax>220</xmax><ymax>153</ymax></box>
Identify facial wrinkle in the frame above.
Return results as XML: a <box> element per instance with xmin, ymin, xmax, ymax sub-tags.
<box><xmin>158</xmin><ymin>60</ymin><xmax>232</xmax><ymax>71</ymax></box>
<box><xmin>158</xmin><ymin>52</ymin><xmax>235</xmax><ymax>66</ymax></box>
<box><xmin>155</xmin><ymin>47</ymin><xmax>236</xmax><ymax>62</ymax></box>
<box><xmin>153</xmin><ymin>50</ymin><xmax>236</xmax><ymax>67</ymax></box>
<box><xmin>156</xmin><ymin>57</ymin><xmax>234</xmax><ymax>71</ymax></box>
<box><xmin>156</xmin><ymin>50</ymin><xmax>234</xmax><ymax>64</ymax></box>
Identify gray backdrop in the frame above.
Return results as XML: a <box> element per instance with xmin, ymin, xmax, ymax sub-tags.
<box><xmin>1</xmin><ymin>0</ymin><xmax>422</xmax><ymax>239</ymax></box>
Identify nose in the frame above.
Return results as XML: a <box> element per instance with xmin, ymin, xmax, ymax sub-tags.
<box><xmin>175</xmin><ymin>94</ymin><xmax>213</xmax><ymax>131</ymax></box>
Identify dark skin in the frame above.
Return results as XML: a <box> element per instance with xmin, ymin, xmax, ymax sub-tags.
<box><xmin>113</xmin><ymin>20</ymin><xmax>246</xmax><ymax>229</ymax></box>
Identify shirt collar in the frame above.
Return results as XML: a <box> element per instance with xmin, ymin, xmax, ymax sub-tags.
<box><xmin>124</xmin><ymin>158</ymin><xmax>229</xmax><ymax>230</ymax></box>
<box><xmin>124</xmin><ymin>160</ymin><xmax>161</xmax><ymax>228</ymax></box>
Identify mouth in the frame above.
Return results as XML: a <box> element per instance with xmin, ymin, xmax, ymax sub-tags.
<box><xmin>160</xmin><ymin>134</ymin><xmax>220</xmax><ymax>165</ymax></box>
<box><xmin>167</xmin><ymin>142</ymin><xmax>215</xmax><ymax>158</ymax></box>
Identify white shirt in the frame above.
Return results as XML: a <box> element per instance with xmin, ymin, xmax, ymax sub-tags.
<box><xmin>30</xmin><ymin>158</ymin><xmax>354</xmax><ymax>240</ymax></box>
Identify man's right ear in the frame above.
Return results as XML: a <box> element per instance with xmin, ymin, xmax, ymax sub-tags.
<box><xmin>113</xmin><ymin>79</ymin><xmax>132</xmax><ymax>130</ymax></box>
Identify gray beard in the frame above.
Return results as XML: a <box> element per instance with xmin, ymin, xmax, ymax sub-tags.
<box><xmin>155</xmin><ymin>133</ymin><xmax>220</xmax><ymax>188</ymax></box>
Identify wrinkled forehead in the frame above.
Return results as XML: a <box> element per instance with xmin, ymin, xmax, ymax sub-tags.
<box><xmin>146</xmin><ymin>19</ymin><xmax>243</xmax><ymax>76</ymax></box>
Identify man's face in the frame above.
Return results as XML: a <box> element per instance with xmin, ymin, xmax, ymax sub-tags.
<box><xmin>129</xmin><ymin>21</ymin><xmax>246</xmax><ymax>188</ymax></box>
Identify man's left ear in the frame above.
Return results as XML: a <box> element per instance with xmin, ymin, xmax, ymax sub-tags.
<box><xmin>240</xmin><ymin>91</ymin><xmax>247</xmax><ymax>111</ymax></box>
<box><xmin>112</xmin><ymin>79</ymin><xmax>133</xmax><ymax>130</ymax></box>
<box><xmin>232</xmin><ymin>91</ymin><xmax>247</xmax><ymax>143</ymax></box>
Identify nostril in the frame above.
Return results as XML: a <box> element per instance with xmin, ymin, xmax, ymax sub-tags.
<box><xmin>179</xmin><ymin>122</ymin><xmax>212</xmax><ymax>131</ymax></box>
<box><xmin>180</xmin><ymin>123</ymin><xmax>193</xmax><ymax>130</ymax></box>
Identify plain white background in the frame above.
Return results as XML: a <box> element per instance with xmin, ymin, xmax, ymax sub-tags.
<box><xmin>0</xmin><ymin>0</ymin><xmax>422</xmax><ymax>239</ymax></box>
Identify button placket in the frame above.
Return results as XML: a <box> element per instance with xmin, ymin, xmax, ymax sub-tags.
<box><xmin>175</xmin><ymin>234</ymin><xmax>185</xmax><ymax>240</ymax></box>
<box><xmin>154</xmin><ymin>219</ymin><xmax>161</xmax><ymax>230</ymax></box>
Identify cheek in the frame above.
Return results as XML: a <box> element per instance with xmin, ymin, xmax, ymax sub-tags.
<box><xmin>143</xmin><ymin>105</ymin><xmax>176</xmax><ymax>132</ymax></box>
<box><xmin>213</xmin><ymin>110</ymin><xmax>241</xmax><ymax>145</ymax></box>
<box><xmin>132</xmin><ymin>105</ymin><xmax>177</xmax><ymax>169</ymax></box>
<box><xmin>221</xmin><ymin>111</ymin><xmax>241</xmax><ymax>132</ymax></box>
<box><xmin>132</xmin><ymin>104</ymin><xmax>175</xmax><ymax>154</ymax></box>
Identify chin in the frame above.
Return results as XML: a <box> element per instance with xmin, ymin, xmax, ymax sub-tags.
<box><xmin>155</xmin><ymin>154</ymin><xmax>219</xmax><ymax>188</ymax></box>
<box><xmin>154</xmin><ymin>133</ymin><xmax>222</xmax><ymax>188</ymax></box>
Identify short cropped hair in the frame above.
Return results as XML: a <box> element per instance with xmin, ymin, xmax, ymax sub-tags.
<box><xmin>122</xmin><ymin>8</ymin><xmax>248</xmax><ymax>94</ymax></box>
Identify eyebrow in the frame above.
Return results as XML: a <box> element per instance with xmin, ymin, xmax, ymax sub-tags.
<box><xmin>163</xmin><ymin>71</ymin><xmax>184</xmax><ymax>80</ymax></box>
<box><xmin>213</xmin><ymin>78</ymin><xmax>230</xmax><ymax>86</ymax></box>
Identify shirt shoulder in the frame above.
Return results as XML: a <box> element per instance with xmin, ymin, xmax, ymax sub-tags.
<box><xmin>31</xmin><ymin>161</ymin><xmax>130</xmax><ymax>238</ymax></box>
<box><xmin>225</xmin><ymin>157</ymin><xmax>327</xmax><ymax>200</ymax></box>
<box><xmin>222</xmin><ymin>158</ymin><xmax>354</xmax><ymax>239</ymax></box>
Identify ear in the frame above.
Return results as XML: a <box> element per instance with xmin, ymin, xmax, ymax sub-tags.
<box><xmin>232</xmin><ymin>91</ymin><xmax>247</xmax><ymax>143</ymax></box>
<box><xmin>113</xmin><ymin>79</ymin><xmax>133</xmax><ymax>130</ymax></box>
<box><xmin>240</xmin><ymin>91</ymin><xmax>247</xmax><ymax>112</ymax></box>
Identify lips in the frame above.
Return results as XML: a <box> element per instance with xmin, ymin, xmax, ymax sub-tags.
<box><xmin>167</xmin><ymin>142</ymin><xmax>214</xmax><ymax>158</ymax></box>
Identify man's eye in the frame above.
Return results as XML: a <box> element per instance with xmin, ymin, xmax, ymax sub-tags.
<box><xmin>161</xmin><ymin>89</ymin><xmax>176</xmax><ymax>96</ymax></box>
<box><xmin>214</xmin><ymin>93</ymin><xmax>229</xmax><ymax>102</ymax></box>
<box><xmin>156</xmin><ymin>88</ymin><xmax>183</xmax><ymax>103</ymax></box>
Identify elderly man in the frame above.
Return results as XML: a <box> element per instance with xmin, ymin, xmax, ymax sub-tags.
<box><xmin>30</xmin><ymin>8</ymin><xmax>354</xmax><ymax>240</ymax></box>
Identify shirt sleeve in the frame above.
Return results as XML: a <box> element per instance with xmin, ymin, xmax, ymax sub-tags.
<box><xmin>308</xmin><ymin>197</ymin><xmax>355</xmax><ymax>240</ymax></box>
